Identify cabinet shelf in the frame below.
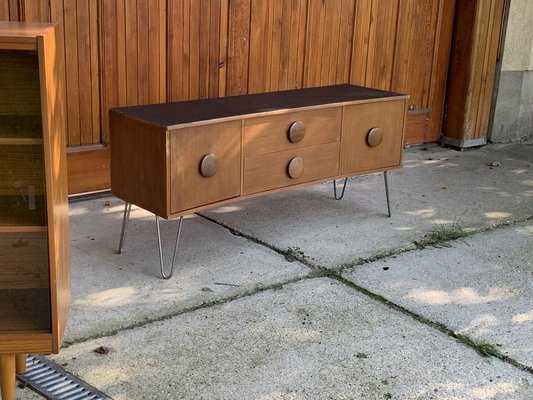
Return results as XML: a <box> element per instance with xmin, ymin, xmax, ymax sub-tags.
<box><xmin>0</xmin><ymin>138</ymin><xmax>43</xmax><ymax>145</ymax></box>
<box><xmin>0</xmin><ymin>226</ymin><xmax>47</xmax><ymax>233</ymax></box>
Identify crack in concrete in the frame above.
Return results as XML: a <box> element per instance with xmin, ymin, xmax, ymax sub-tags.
<box><xmin>196</xmin><ymin>211</ymin><xmax>533</xmax><ymax>375</ymax></box>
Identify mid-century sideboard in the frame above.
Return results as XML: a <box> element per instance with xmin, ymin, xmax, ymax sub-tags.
<box><xmin>110</xmin><ymin>84</ymin><xmax>408</xmax><ymax>278</ymax></box>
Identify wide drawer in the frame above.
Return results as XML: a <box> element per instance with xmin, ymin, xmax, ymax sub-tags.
<box><xmin>244</xmin><ymin>107</ymin><xmax>341</xmax><ymax>156</ymax></box>
<box><xmin>243</xmin><ymin>142</ymin><xmax>340</xmax><ymax>195</ymax></box>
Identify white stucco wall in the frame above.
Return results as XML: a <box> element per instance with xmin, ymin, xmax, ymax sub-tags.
<box><xmin>490</xmin><ymin>0</ymin><xmax>533</xmax><ymax>142</ymax></box>
<box><xmin>501</xmin><ymin>0</ymin><xmax>533</xmax><ymax>72</ymax></box>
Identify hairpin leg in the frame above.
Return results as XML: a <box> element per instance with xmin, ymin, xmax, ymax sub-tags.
<box><xmin>333</xmin><ymin>178</ymin><xmax>348</xmax><ymax>200</ymax></box>
<box><xmin>118</xmin><ymin>202</ymin><xmax>132</xmax><ymax>254</ymax></box>
<box><xmin>155</xmin><ymin>215</ymin><xmax>183</xmax><ymax>279</ymax></box>
<box><xmin>384</xmin><ymin>171</ymin><xmax>391</xmax><ymax>217</ymax></box>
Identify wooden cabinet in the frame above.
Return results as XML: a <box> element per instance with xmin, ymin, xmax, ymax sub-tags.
<box><xmin>0</xmin><ymin>22</ymin><xmax>70</xmax><ymax>400</ymax></box>
<box><xmin>110</xmin><ymin>85</ymin><xmax>408</xmax><ymax>219</ymax></box>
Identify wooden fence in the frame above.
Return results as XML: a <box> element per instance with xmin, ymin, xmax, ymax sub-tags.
<box><xmin>2</xmin><ymin>0</ymin><xmax>456</xmax><ymax>193</ymax></box>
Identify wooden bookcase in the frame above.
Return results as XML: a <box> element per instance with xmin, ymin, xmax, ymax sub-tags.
<box><xmin>0</xmin><ymin>22</ymin><xmax>70</xmax><ymax>399</ymax></box>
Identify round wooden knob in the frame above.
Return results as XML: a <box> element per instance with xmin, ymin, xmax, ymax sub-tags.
<box><xmin>287</xmin><ymin>157</ymin><xmax>304</xmax><ymax>179</ymax></box>
<box><xmin>367</xmin><ymin>127</ymin><xmax>384</xmax><ymax>147</ymax></box>
<box><xmin>200</xmin><ymin>154</ymin><xmax>217</xmax><ymax>177</ymax></box>
<box><xmin>288</xmin><ymin>121</ymin><xmax>305</xmax><ymax>143</ymax></box>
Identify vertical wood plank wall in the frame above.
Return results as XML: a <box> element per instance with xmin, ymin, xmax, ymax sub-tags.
<box><xmin>2</xmin><ymin>0</ymin><xmax>462</xmax><ymax>194</ymax></box>
<box><xmin>442</xmin><ymin>0</ymin><xmax>506</xmax><ymax>147</ymax></box>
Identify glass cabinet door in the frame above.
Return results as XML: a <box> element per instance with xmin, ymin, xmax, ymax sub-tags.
<box><xmin>0</xmin><ymin>49</ymin><xmax>47</xmax><ymax>226</ymax></box>
<box><xmin>1</xmin><ymin>46</ymin><xmax>50</xmax><ymax>333</ymax></box>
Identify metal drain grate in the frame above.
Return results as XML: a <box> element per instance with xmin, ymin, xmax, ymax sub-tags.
<box><xmin>16</xmin><ymin>355</ymin><xmax>112</xmax><ymax>400</ymax></box>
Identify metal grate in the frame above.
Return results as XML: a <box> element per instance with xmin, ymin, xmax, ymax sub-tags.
<box><xmin>16</xmin><ymin>355</ymin><xmax>112</xmax><ymax>400</ymax></box>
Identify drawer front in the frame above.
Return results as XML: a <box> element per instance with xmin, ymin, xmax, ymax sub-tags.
<box><xmin>0</xmin><ymin>232</ymin><xmax>49</xmax><ymax>289</ymax></box>
<box><xmin>244</xmin><ymin>107</ymin><xmax>341</xmax><ymax>156</ymax></box>
<box><xmin>244</xmin><ymin>142</ymin><xmax>340</xmax><ymax>195</ymax></box>
<box><xmin>170</xmin><ymin>121</ymin><xmax>241</xmax><ymax>214</ymax></box>
<box><xmin>341</xmin><ymin>99</ymin><xmax>406</xmax><ymax>174</ymax></box>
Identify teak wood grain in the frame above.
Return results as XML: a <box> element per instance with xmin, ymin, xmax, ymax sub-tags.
<box><xmin>341</xmin><ymin>99</ymin><xmax>406</xmax><ymax>174</ymax></box>
<box><xmin>244</xmin><ymin>108</ymin><xmax>341</xmax><ymax>157</ymax></box>
<box><xmin>110</xmin><ymin>113</ymin><xmax>168</xmax><ymax>218</ymax></box>
<box><xmin>111</xmin><ymin>84</ymin><xmax>408</xmax><ymax>220</ymax></box>
<box><xmin>170</xmin><ymin>121</ymin><xmax>241</xmax><ymax>213</ymax></box>
<box><xmin>243</xmin><ymin>141</ymin><xmax>340</xmax><ymax>195</ymax></box>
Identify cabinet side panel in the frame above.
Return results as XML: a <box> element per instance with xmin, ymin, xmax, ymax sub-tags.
<box><xmin>38</xmin><ymin>27</ymin><xmax>70</xmax><ymax>353</ymax></box>
<box><xmin>110</xmin><ymin>113</ymin><xmax>168</xmax><ymax>217</ymax></box>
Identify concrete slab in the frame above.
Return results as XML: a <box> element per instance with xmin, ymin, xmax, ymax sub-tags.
<box><xmin>342</xmin><ymin>220</ymin><xmax>533</xmax><ymax>369</ymax></box>
<box><xmin>203</xmin><ymin>143</ymin><xmax>533</xmax><ymax>268</ymax></box>
<box><xmin>47</xmin><ymin>278</ymin><xmax>533</xmax><ymax>400</ymax></box>
<box><xmin>64</xmin><ymin>197</ymin><xmax>310</xmax><ymax>343</ymax></box>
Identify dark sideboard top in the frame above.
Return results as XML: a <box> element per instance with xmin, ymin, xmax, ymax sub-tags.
<box><xmin>110</xmin><ymin>84</ymin><xmax>407</xmax><ymax>128</ymax></box>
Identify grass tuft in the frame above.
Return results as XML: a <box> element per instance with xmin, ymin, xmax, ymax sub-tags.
<box><xmin>414</xmin><ymin>213</ymin><xmax>469</xmax><ymax>249</ymax></box>
<box><xmin>453</xmin><ymin>332</ymin><xmax>500</xmax><ymax>358</ymax></box>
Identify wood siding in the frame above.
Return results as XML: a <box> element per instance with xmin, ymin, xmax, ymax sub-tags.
<box><xmin>443</xmin><ymin>0</ymin><xmax>506</xmax><ymax>145</ymax></box>
<box><xmin>3</xmin><ymin>0</ymin><xmax>459</xmax><ymax>193</ymax></box>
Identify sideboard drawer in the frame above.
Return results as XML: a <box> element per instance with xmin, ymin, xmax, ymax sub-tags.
<box><xmin>169</xmin><ymin>121</ymin><xmax>241</xmax><ymax>213</ymax></box>
<box><xmin>244</xmin><ymin>107</ymin><xmax>341</xmax><ymax>156</ymax></box>
<box><xmin>244</xmin><ymin>142</ymin><xmax>340</xmax><ymax>195</ymax></box>
<box><xmin>341</xmin><ymin>99</ymin><xmax>406</xmax><ymax>175</ymax></box>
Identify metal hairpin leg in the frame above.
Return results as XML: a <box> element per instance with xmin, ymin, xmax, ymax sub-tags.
<box><xmin>155</xmin><ymin>215</ymin><xmax>183</xmax><ymax>279</ymax></box>
<box><xmin>333</xmin><ymin>177</ymin><xmax>348</xmax><ymax>200</ymax></box>
<box><xmin>384</xmin><ymin>171</ymin><xmax>391</xmax><ymax>217</ymax></box>
<box><xmin>118</xmin><ymin>202</ymin><xmax>132</xmax><ymax>254</ymax></box>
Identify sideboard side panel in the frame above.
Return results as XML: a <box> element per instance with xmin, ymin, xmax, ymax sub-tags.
<box><xmin>110</xmin><ymin>113</ymin><xmax>167</xmax><ymax>216</ymax></box>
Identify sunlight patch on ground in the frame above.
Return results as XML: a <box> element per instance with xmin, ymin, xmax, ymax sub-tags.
<box><xmin>512</xmin><ymin>310</ymin><xmax>533</xmax><ymax>324</ymax></box>
<box><xmin>404</xmin><ymin>208</ymin><xmax>436</xmax><ymax>218</ymax></box>
<box><xmin>209</xmin><ymin>206</ymin><xmax>244</xmax><ymax>214</ymax></box>
<box><xmin>511</xmin><ymin>169</ymin><xmax>528</xmax><ymax>174</ymax></box>
<box><xmin>432</xmin><ymin>218</ymin><xmax>454</xmax><ymax>224</ymax></box>
<box><xmin>76</xmin><ymin>286</ymin><xmax>138</xmax><ymax>307</ymax></box>
<box><xmin>68</xmin><ymin>206</ymin><xmax>91</xmax><ymax>216</ymax></box>
<box><xmin>520</xmin><ymin>180</ymin><xmax>533</xmax><ymax>187</ymax></box>
<box><xmin>460</xmin><ymin>314</ymin><xmax>499</xmax><ymax>335</ymax></box>
<box><xmin>406</xmin><ymin>287</ymin><xmax>515</xmax><ymax>305</ymax></box>
<box><xmin>484</xmin><ymin>211</ymin><xmax>512</xmax><ymax>219</ymax></box>
<box><xmin>516</xmin><ymin>225</ymin><xmax>533</xmax><ymax>234</ymax></box>
<box><xmin>394</xmin><ymin>226</ymin><xmax>414</xmax><ymax>231</ymax></box>
<box><xmin>469</xmin><ymin>381</ymin><xmax>519</xmax><ymax>399</ymax></box>
<box><xmin>495</xmin><ymin>191</ymin><xmax>513</xmax><ymax>197</ymax></box>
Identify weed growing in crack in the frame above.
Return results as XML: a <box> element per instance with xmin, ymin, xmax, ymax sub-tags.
<box><xmin>453</xmin><ymin>332</ymin><xmax>501</xmax><ymax>358</ymax></box>
<box><xmin>415</xmin><ymin>213</ymin><xmax>469</xmax><ymax>249</ymax></box>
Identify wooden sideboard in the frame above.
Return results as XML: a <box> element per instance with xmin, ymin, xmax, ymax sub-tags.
<box><xmin>110</xmin><ymin>84</ymin><xmax>408</xmax><ymax>220</ymax></box>
<box><xmin>0</xmin><ymin>22</ymin><xmax>70</xmax><ymax>400</ymax></box>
